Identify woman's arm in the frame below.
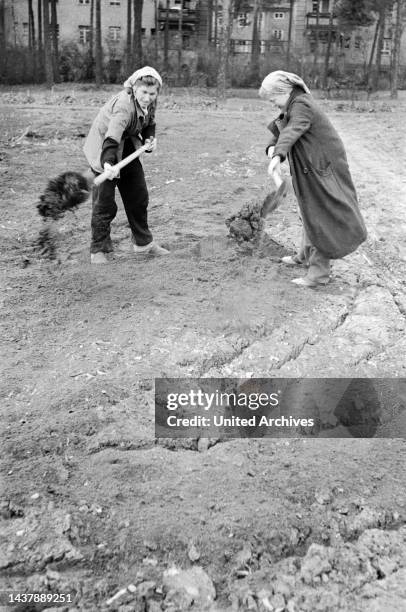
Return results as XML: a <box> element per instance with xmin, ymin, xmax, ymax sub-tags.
<box><xmin>273</xmin><ymin>98</ymin><xmax>313</xmax><ymax>161</ymax></box>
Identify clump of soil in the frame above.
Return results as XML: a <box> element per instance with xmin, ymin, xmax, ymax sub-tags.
<box><xmin>226</xmin><ymin>199</ymin><xmax>265</xmax><ymax>243</ymax></box>
<box><xmin>35</xmin><ymin>222</ymin><xmax>59</xmax><ymax>260</ymax></box>
<box><xmin>226</xmin><ymin>180</ymin><xmax>288</xmax><ymax>243</ymax></box>
<box><xmin>37</xmin><ymin>171</ymin><xmax>90</xmax><ymax>221</ymax></box>
<box><xmin>34</xmin><ymin>171</ymin><xmax>90</xmax><ymax>259</ymax></box>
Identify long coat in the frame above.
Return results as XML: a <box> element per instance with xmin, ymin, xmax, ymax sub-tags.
<box><xmin>83</xmin><ymin>90</ymin><xmax>156</xmax><ymax>173</ymax></box>
<box><xmin>269</xmin><ymin>88</ymin><xmax>367</xmax><ymax>259</ymax></box>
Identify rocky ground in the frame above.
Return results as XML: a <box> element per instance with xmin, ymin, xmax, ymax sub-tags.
<box><xmin>1</xmin><ymin>85</ymin><xmax>405</xmax><ymax>611</ymax></box>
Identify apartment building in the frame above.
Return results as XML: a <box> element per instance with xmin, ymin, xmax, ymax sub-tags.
<box><xmin>2</xmin><ymin>0</ymin><xmax>404</xmax><ymax>69</ymax></box>
<box><xmin>2</xmin><ymin>0</ymin><xmax>156</xmax><ymax>49</ymax></box>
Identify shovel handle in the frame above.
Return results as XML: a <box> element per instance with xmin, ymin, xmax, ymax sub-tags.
<box><xmin>272</xmin><ymin>170</ymin><xmax>283</xmax><ymax>189</ymax></box>
<box><xmin>93</xmin><ymin>143</ymin><xmax>149</xmax><ymax>186</ymax></box>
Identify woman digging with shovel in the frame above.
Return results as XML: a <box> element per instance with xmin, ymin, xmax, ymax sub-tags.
<box><xmin>84</xmin><ymin>66</ymin><xmax>169</xmax><ymax>264</ymax></box>
<box><xmin>259</xmin><ymin>70</ymin><xmax>367</xmax><ymax>288</ymax></box>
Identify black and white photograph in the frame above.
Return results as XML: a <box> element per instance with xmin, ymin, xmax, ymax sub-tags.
<box><xmin>1</xmin><ymin>0</ymin><xmax>406</xmax><ymax>610</ymax></box>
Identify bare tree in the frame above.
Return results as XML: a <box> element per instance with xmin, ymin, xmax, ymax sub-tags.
<box><xmin>217</xmin><ymin>0</ymin><xmax>233</xmax><ymax>98</ymax></box>
<box><xmin>28</xmin><ymin>0</ymin><xmax>38</xmax><ymax>80</ymax></box>
<box><xmin>366</xmin><ymin>17</ymin><xmax>380</xmax><ymax>87</ymax></box>
<box><xmin>43</xmin><ymin>0</ymin><xmax>53</xmax><ymax>87</ymax></box>
<box><xmin>286</xmin><ymin>0</ymin><xmax>295</xmax><ymax>70</ymax></box>
<box><xmin>89</xmin><ymin>0</ymin><xmax>94</xmax><ymax>75</ymax></box>
<box><xmin>50</xmin><ymin>0</ymin><xmax>59</xmax><ymax>81</ymax></box>
<box><xmin>133</xmin><ymin>0</ymin><xmax>143</xmax><ymax>67</ymax></box>
<box><xmin>322</xmin><ymin>0</ymin><xmax>336</xmax><ymax>88</ymax></box>
<box><xmin>177</xmin><ymin>0</ymin><xmax>183</xmax><ymax>84</ymax></box>
<box><xmin>37</xmin><ymin>0</ymin><xmax>43</xmax><ymax>77</ymax></box>
<box><xmin>390</xmin><ymin>0</ymin><xmax>403</xmax><ymax>97</ymax></box>
<box><xmin>0</xmin><ymin>0</ymin><xmax>5</xmax><ymax>76</ymax></box>
<box><xmin>95</xmin><ymin>0</ymin><xmax>102</xmax><ymax>86</ymax></box>
<box><xmin>154</xmin><ymin>0</ymin><xmax>159</xmax><ymax>62</ymax></box>
<box><xmin>250</xmin><ymin>0</ymin><xmax>261</xmax><ymax>83</ymax></box>
<box><xmin>164</xmin><ymin>0</ymin><xmax>170</xmax><ymax>72</ymax></box>
<box><xmin>373</xmin><ymin>3</ymin><xmax>387</xmax><ymax>89</ymax></box>
<box><xmin>126</xmin><ymin>0</ymin><xmax>132</xmax><ymax>73</ymax></box>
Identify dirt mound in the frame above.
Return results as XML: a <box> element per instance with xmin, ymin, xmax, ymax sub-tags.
<box><xmin>226</xmin><ymin>181</ymin><xmax>288</xmax><ymax>243</ymax></box>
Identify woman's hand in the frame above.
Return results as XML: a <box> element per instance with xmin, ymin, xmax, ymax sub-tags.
<box><xmin>267</xmin><ymin>145</ymin><xmax>275</xmax><ymax>158</ymax></box>
<box><xmin>144</xmin><ymin>137</ymin><xmax>157</xmax><ymax>152</ymax></box>
<box><xmin>103</xmin><ymin>162</ymin><xmax>119</xmax><ymax>181</ymax></box>
<box><xmin>268</xmin><ymin>155</ymin><xmax>282</xmax><ymax>188</ymax></box>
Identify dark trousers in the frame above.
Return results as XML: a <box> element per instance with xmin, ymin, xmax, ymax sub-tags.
<box><xmin>90</xmin><ymin>149</ymin><xmax>152</xmax><ymax>253</ymax></box>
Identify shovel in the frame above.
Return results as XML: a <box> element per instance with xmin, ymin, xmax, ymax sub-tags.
<box><xmin>260</xmin><ymin>169</ymin><xmax>288</xmax><ymax>218</ymax></box>
<box><xmin>93</xmin><ymin>142</ymin><xmax>150</xmax><ymax>186</ymax></box>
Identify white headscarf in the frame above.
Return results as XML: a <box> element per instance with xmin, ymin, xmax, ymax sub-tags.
<box><xmin>123</xmin><ymin>66</ymin><xmax>163</xmax><ymax>89</ymax></box>
<box><xmin>259</xmin><ymin>70</ymin><xmax>310</xmax><ymax>98</ymax></box>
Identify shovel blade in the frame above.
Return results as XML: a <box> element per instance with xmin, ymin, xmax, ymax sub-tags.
<box><xmin>260</xmin><ymin>178</ymin><xmax>288</xmax><ymax>218</ymax></box>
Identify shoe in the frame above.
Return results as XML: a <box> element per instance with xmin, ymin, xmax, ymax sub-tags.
<box><xmin>133</xmin><ymin>241</ymin><xmax>170</xmax><ymax>256</ymax></box>
<box><xmin>291</xmin><ymin>276</ymin><xmax>330</xmax><ymax>288</ymax></box>
<box><xmin>90</xmin><ymin>252</ymin><xmax>109</xmax><ymax>264</ymax></box>
<box><xmin>281</xmin><ymin>255</ymin><xmax>302</xmax><ymax>266</ymax></box>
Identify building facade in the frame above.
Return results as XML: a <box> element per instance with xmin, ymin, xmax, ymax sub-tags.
<box><xmin>2</xmin><ymin>0</ymin><xmax>405</xmax><ymax>72</ymax></box>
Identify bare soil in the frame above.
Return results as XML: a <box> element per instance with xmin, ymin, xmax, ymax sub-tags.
<box><xmin>1</xmin><ymin>85</ymin><xmax>406</xmax><ymax>612</ymax></box>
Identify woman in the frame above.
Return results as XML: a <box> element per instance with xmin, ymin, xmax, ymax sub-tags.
<box><xmin>259</xmin><ymin>70</ymin><xmax>367</xmax><ymax>288</ymax></box>
<box><xmin>84</xmin><ymin>66</ymin><xmax>169</xmax><ymax>264</ymax></box>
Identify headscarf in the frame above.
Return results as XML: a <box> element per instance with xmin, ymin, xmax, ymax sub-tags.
<box><xmin>259</xmin><ymin>70</ymin><xmax>310</xmax><ymax>98</ymax></box>
<box><xmin>123</xmin><ymin>66</ymin><xmax>163</xmax><ymax>89</ymax></box>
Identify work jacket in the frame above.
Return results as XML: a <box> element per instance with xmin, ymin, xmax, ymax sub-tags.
<box><xmin>83</xmin><ymin>89</ymin><xmax>156</xmax><ymax>173</ymax></box>
<box><xmin>268</xmin><ymin>88</ymin><xmax>367</xmax><ymax>259</ymax></box>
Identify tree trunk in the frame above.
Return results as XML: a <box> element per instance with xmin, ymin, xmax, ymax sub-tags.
<box><xmin>250</xmin><ymin>0</ymin><xmax>261</xmax><ymax>83</ymax></box>
<box><xmin>214</xmin><ymin>0</ymin><xmax>218</xmax><ymax>46</ymax></box>
<box><xmin>43</xmin><ymin>0</ymin><xmax>53</xmax><ymax>87</ymax></box>
<box><xmin>50</xmin><ymin>0</ymin><xmax>59</xmax><ymax>82</ymax></box>
<box><xmin>322</xmin><ymin>2</ymin><xmax>335</xmax><ymax>89</ymax></box>
<box><xmin>126</xmin><ymin>0</ymin><xmax>132</xmax><ymax>72</ymax></box>
<box><xmin>89</xmin><ymin>0</ymin><xmax>94</xmax><ymax>78</ymax></box>
<box><xmin>390</xmin><ymin>0</ymin><xmax>402</xmax><ymax>98</ymax></box>
<box><xmin>95</xmin><ymin>0</ymin><xmax>102</xmax><ymax>86</ymax></box>
<box><xmin>0</xmin><ymin>0</ymin><xmax>5</xmax><ymax>77</ymax></box>
<box><xmin>216</xmin><ymin>0</ymin><xmax>232</xmax><ymax>98</ymax></box>
<box><xmin>37</xmin><ymin>0</ymin><xmax>44</xmax><ymax>77</ymax></box>
<box><xmin>366</xmin><ymin>15</ymin><xmax>380</xmax><ymax>88</ymax></box>
<box><xmin>312</xmin><ymin>2</ymin><xmax>320</xmax><ymax>71</ymax></box>
<box><xmin>133</xmin><ymin>0</ymin><xmax>143</xmax><ymax>67</ymax></box>
<box><xmin>177</xmin><ymin>0</ymin><xmax>183</xmax><ymax>84</ymax></box>
<box><xmin>373</xmin><ymin>5</ymin><xmax>386</xmax><ymax>90</ymax></box>
<box><xmin>154</xmin><ymin>0</ymin><xmax>159</xmax><ymax>62</ymax></box>
<box><xmin>28</xmin><ymin>0</ymin><xmax>38</xmax><ymax>80</ymax></box>
<box><xmin>164</xmin><ymin>0</ymin><xmax>169</xmax><ymax>72</ymax></box>
<box><xmin>207</xmin><ymin>0</ymin><xmax>213</xmax><ymax>42</ymax></box>
<box><xmin>286</xmin><ymin>0</ymin><xmax>294</xmax><ymax>70</ymax></box>
<box><xmin>197</xmin><ymin>0</ymin><xmax>210</xmax><ymax>43</ymax></box>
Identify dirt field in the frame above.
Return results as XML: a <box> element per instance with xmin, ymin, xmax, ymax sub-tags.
<box><xmin>1</xmin><ymin>85</ymin><xmax>406</xmax><ymax>612</ymax></box>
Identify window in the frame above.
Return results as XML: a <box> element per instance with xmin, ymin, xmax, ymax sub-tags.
<box><xmin>312</xmin><ymin>0</ymin><xmax>329</xmax><ymax>12</ymax></box>
<box><xmin>109</xmin><ymin>26</ymin><xmax>121</xmax><ymax>42</ymax></box>
<box><xmin>78</xmin><ymin>25</ymin><xmax>90</xmax><ymax>44</ymax></box>
<box><xmin>354</xmin><ymin>35</ymin><xmax>362</xmax><ymax>50</ymax></box>
<box><xmin>382</xmin><ymin>38</ymin><xmax>391</xmax><ymax>55</ymax></box>
<box><xmin>237</xmin><ymin>12</ymin><xmax>249</xmax><ymax>26</ymax></box>
<box><xmin>78</xmin><ymin>0</ymin><xmax>90</xmax><ymax>4</ymax></box>
<box><xmin>274</xmin><ymin>12</ymin><xmax>284</xmax><ymax>19</ymax></box>
<box><xmin>273</xmin><ymin>29</ymin><xmax>283</xmax><ymax>40</ymax></box>
<box><xmin>110</xmin><ymin>0</ymin><xmax>120</xmax><ymax>5</ymax></box>
<box><xmin>23</xmin><ymin>22</ymin><xmax>29</xmax><ymax>38</ymax></box>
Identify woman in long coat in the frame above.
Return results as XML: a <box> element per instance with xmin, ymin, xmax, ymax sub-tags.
<box><xmin>260</xmin><ymin>71</ymin><xmax>367</xmax><ymax>288</ymax></box>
